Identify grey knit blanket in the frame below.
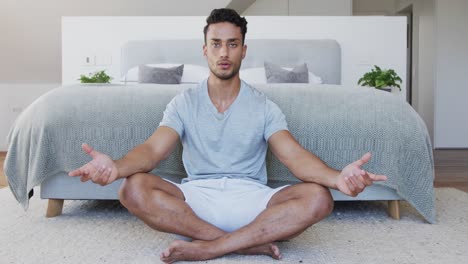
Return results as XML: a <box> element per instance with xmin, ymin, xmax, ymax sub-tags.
<box><xmin>4</xmin><ymin>83</ymin><xmax>435</xmax><ymax>223</ymax></box>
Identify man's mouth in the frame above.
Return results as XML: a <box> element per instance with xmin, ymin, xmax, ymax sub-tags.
<box><xmin>218</xmin><ymin>62</ymin><xmax>231</xmax><ymax>70</ymax></box>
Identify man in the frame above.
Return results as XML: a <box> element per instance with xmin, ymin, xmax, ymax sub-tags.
<box><xmin>69</xmin><ymin>8</ymin><xmax>387</xmax><ymax>264</ymax></box>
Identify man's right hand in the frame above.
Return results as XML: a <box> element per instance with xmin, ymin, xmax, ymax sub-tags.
<box><xmin>68</xmin><ymin>143</ymin><xmax>119</xmax><ymax>186</ymax></box>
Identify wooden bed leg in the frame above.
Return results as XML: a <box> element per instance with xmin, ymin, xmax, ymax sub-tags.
<box><xmin>46</xmin><ymin>199</ymin><xmax>64</xmax><ymax>218</ymax></box>
<box><xmin>388</xmin><ymin>200</ymin><xmax>400</xmax><ymax>220</ymax></box>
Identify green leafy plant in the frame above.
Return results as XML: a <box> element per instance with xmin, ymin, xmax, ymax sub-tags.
<box><xmin>358</xmin><ymin>65</ymin><xmax>402</xmax><ymax>91</ymax></box>
<box><xmin>79</xmin><ymin>70</ymin><xmax>113</xmax><ymax>83</ymax></box>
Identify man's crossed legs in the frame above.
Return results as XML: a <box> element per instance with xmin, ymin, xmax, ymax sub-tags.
<box><xmin>119</xmin><ymin>173</ymin><xmax>334</xmax><ymax>263</ymax></box>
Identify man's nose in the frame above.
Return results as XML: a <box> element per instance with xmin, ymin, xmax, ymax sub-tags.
<box><xmin>219</xmin><ymin>44</ymin><xmax>229</xmax><ymax>57</ymax></box>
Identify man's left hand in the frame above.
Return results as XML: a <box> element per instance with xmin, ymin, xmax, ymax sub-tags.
<box><xmin>336</xmin><ymin>152</ymin><xmax>387</xmax><ymax>197</ymax></box>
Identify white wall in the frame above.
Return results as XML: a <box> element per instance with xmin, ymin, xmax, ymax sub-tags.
<box><xmin>62</xmin><ymin>16</ymin><xmax>407</xmax><ymax>100</ymax></box>
<box><xmin>434</xmin><ymin>0</ymin><xmax>468</xmax><ymax>148</ymax></box>
<box><xmin>243</xmin><ymin>0</ymin><xmax>289</xmax><ymax>15</ymax></box>
<box><xmin>244</xmin><ymin>0</ymin><xmax>352</xmax><ymax>15</ymax></box>
<box><xmin>396</xmin><ymin>0</ymin><xmax>468</xmax><ymax>148</ymax></box>
<box><xmin>289</xmin><ymin>0</ymin><xmax>352</xmax><ymax>15</ymax></box>
<box><xmin>0</xmin><ymin>0</ymin><xmax>229</xmax><ymax>83</ymax></box>
<box><xmin>353</xmin><ymin>0</ymin><xmax>396</xmax><ymax>15</ymax></box>
<box><xmin>395</xmin><ymin>0</ymin><xmax>436</xmax><ymax>145</ymax></box>
<box><xmin>0</xmin><ymin>84</ymin><xmax>60</xmax><ymax>150</ymax></box>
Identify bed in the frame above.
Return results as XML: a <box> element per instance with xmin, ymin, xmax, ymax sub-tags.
<box><xmin>4</xmin><ymin>39</ymin><xmax>435</xmax><ymax>223</ymax></box>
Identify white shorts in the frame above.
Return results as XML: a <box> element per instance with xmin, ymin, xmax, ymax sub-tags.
<box><xmin>170</xmin><ymin>177</ymin><xmax>289</xmax><ymax>233</ymax></box>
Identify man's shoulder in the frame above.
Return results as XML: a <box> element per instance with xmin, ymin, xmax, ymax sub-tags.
<box><xmin>241</xmin><ymin>80</ymin><xmax>267</xmax><ymax>101</ymax></box>
<box><xmin>174</xmin><ymin>79</ymin><xmax>206</xmax><ymax>101</ymax></box>
<box><xmin>241</xmin><ymin>81</ymin><xmax>285</xmax><ymax>115</ymax></box>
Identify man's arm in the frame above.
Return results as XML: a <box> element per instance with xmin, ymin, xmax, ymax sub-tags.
<box><xmin>115</xmin><ymin>126</ymin><xmax>180</xmax><ymax>178</ymax></box>
<box><xmin>268</xmin><ymin>130</ymin><xmax>340</xmax><ymax>189</ymax></box>
<box><xmin>69</xmin><ymin>126</ymin><xmax>180</xmax><ymax>185</ymax></box>
<box><xmin>268</xmin><ymin>130</ymin><xmax>387</xmax><ymax>196</ymax></box>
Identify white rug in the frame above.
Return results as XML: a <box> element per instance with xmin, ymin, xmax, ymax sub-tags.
<box><xmin>0</xmin><ymin>187</ymin><xmax>467</xmax><ymax>264</ymax></box>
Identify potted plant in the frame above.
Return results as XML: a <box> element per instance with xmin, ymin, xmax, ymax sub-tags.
<box><xmin>79</xmin><ymin>70</ymin><xmax>113</xmax><ymax>84</ymax></box>
<box><xmin>358</xmin><ymin>65</ymin><xmax>402</xmax><ymax>92</ymax></box>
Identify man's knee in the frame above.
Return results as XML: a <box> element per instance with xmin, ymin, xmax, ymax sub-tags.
<box><xmin>119</xmin><ymin>173</ymin><xmax>157</xmax><ymax>210</ymax></box>
<box><xmin>314</xmin><ymin>184</ymin><xmax>334</xmax><ymax>218</ymax></box>
<box><xmin>302</xmin><ymin>184</ymin><xmax>334</xmax><ymax>223</ymax></box>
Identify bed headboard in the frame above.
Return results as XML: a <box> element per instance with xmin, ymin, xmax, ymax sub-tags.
<box><xmin>121</xmin><ymin>39</ymin><xmax>341</xmax><ymax>84</ymax></box>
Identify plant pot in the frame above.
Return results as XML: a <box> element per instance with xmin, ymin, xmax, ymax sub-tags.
<box><xmin>79</xmin><ymin>83</ymin><xmax>120</xmax><ymax>86</ymax></box>
<box><xmin>379</xmin><ymin>87</ymin><xmax>392</xmax><ymax>92</ymax></box>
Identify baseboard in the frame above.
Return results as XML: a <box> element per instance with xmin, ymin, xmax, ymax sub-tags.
<box><xmin>0</xmin><ymin>175</ymin><xmax>7</xmax><ymax>188</ymax></box>
<box><xmin>1</xmin><ymin>151</ymin><xmax>8</xmax><ymax>187</ymax></box>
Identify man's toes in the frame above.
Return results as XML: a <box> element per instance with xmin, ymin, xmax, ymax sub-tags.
<box><xmin>271</xmin><ymin>244</ymin><xmax>282</xmax><ymax>260</ymax></box>
<box><xmin>160</xmin><ymin>247</ymin><xmax>174</xmax><ymax>262</ymax></box>
<box><xmin>160</xmin><ymin>240</ymin><xmax>190</xmax><ymax>263</ymax></box>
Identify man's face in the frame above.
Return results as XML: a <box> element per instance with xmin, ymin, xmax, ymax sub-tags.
<box><xmin>203</xmin><ymin>22</ymin><xmax>246</xmax><ymax>81</ymax></box>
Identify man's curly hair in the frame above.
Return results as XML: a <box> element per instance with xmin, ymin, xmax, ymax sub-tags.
<box><xmin>203</xmin><ymin>8</ymin><xmax>248</xmax><ymax>44</ymax></box>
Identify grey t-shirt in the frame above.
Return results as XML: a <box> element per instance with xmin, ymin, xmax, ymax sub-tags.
<box><xmin>159</xmin><ymin>79</ymin><xmax>288</xmax><ymax>184</ymax></box>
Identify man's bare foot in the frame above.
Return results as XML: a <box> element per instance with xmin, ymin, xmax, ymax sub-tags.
<box><xmin>160</xmin><ymin>240</ymin><xmax>281</xmax><ymax>263</ymax></box>
<box><xmin>160</xmin><ymin>240</ymin><xmax>215</xmax><ymax>264</ymax></box>
<box><xmin>236</xmin><ymin>243</ymin><xmax>282</xmax><ymax>260</ymax></box>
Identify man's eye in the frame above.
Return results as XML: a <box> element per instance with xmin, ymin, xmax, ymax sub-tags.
<box><xmin>212</xmin><ymin>42</ymin><xmax>221</xmax><ymax>48</ymax></box>
<box><xmin>229</xmin><ymin>43</ymin><xmax>238</xmax><ymax>48</ymax></box>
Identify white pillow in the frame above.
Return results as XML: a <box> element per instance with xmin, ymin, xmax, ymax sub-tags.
<box><xmin>239</xmin><ymin>67</ymin><xmax>267</xmax><ymax>83</ymax></box>
<box><xmin>122</xmin><ymin>64</ymin><xmax>209</xmax><ymax>83</ymax></box>
<box><xmin>240</xmin><ymin>67</ymin><xmax>322</xmax><ymax>84</ymax></box>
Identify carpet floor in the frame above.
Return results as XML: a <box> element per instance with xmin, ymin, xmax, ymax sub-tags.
<box><xmin>0</xmin><ymin>187</ymin><xmax>466</xmax><ymax>264</ymax></box>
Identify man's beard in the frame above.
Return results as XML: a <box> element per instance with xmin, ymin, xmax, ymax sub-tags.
<box><xmin>210</xmin><ymin>64</ymin><xmax>241</xmax><ymax>80</ymax></box>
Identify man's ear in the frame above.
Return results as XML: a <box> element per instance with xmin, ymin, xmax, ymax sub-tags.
<box><xmin>203</xmin><ymin>44</ymin><xmax>207</xmax><ymax>57</ymax></box>
<box><xmin>242</xmin><ymin>44</ymin><xmax>247</xmax><ymax>59</ymax></box>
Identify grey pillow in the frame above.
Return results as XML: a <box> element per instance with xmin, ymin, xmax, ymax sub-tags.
<box><xmin>264</xmin><ymin>61</ymin><xmax>309</xmax><ymax>83</ymax></box>
<box><xmin>138</xmin><ymin>64</ymin><xmax>184</xmax><ymax>84</ymax></box>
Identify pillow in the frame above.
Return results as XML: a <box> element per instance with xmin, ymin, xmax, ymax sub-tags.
<box><xmin>122</xmin><ymin>64</ymin><xmax>209</xmax><ymax>83</ymax></box>
<box><xmin>240</xmin><ymin>67</ymin><xmax>267</xmax><ymax>83</ymax></box>
<box><xmin>306</xmin><ymin>70</ymin><xmax>322</xmax><ymax>84</ymax></box>
<box><xmin>264</xmin><ymin>61</ymin><xmax>309</xmax><ymax>83</ymax></box>
<box><xmin>138</xmin><ymin>64</ymin><xmax>184</xmax><ymax>84</ymax></box>
<box><xmin>240</xmin><ymin>66</ymin><xmax>322</xmax><ymax>84</ymax></box>
<box><xmin>180</xmin><ymin>64</ymin><xmax>209</xmax><ymax>83</ymax></box>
